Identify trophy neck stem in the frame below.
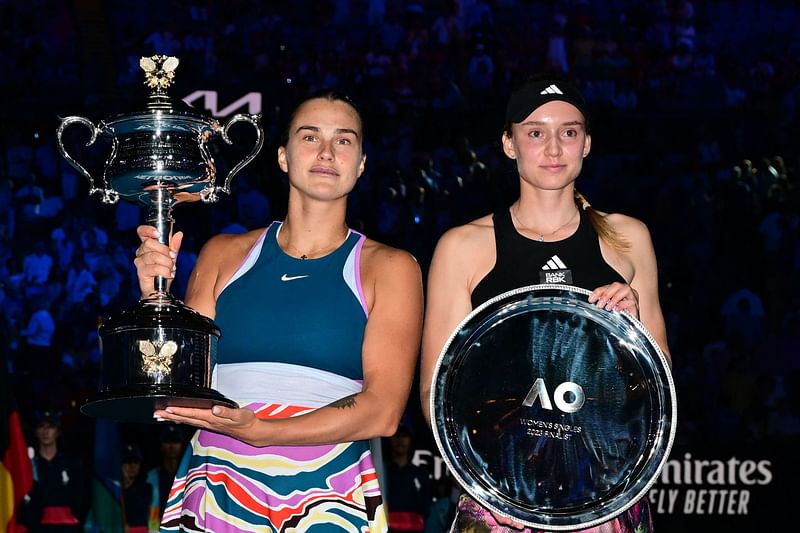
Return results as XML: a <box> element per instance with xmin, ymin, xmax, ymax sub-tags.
<box><xmin>140</xmin><ymin>291</ymin><xmax>176</xmax><ymax>305</ymax></box>
<box><xmin>145</xmin><ymin>188</ymin><xmax>176</xmax><ymax>294</ymax></box>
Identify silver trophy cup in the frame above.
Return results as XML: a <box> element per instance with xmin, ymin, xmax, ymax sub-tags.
<box><xmin>56</xmin><ymin>55</ymin><xmax>264</xmax><ymax>423</ymax></box>
<box><xmin>431</xmin><ymin>284</ymin><xmax>677</xmax><ymax>530</ymax></box>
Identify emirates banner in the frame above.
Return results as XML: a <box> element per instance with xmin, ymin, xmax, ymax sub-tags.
<box><xmin>413</xmin><ymin>439</ymin><xmax>793</xmax><ymax>531</ymax></box>
<box><xmin>647</xmin><ymin>441</ymin><xmax>792</xmax><ymax>530</ymax></box>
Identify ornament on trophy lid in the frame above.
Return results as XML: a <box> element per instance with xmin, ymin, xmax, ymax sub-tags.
<box><xmin>140</xmin><ymin>54</ymin><xmax>179</xmax><ymax>90</ymax></box>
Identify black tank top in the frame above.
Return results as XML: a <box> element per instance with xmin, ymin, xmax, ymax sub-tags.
<box><xmin>471</xmin><ymin>206</ymin><xmax>626</xmax><ymax>307</ymax></box>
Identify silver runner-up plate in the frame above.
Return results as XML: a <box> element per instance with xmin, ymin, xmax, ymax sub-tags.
<box><xmin>431</xmin><ymin>284</ymin><xmax>677</xmax><ymax>530</ymax></box>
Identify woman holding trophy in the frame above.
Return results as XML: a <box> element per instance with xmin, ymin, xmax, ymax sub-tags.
<box><xmin>134</xmin><ymin>91</ymin><xmax>424</xmax><ymax>532</ymax></box>
<box><xmin>420</xmin><ymin>79</ymin><xmax>672</xmax><ymax>532</ymax></box>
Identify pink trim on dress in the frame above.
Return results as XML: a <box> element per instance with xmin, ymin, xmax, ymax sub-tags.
<box><xmin>219</xmin><ymin>223</ymin><xmax>273</xmax><ymax>294</ymax></box>
<box><xmin>353</xmin><ymin>231</ymin><xmax>369</xmax><ymax>317</ymax></box>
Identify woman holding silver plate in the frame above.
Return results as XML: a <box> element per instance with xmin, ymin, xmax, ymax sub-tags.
<box><xmin>420</xmin><ymin>79</ymin><xmax>671</xmax><ymax>532</ymax></box>
<box><xmin>134</xmin><ymin>91</ymin><xmax>424</xmax><ymax>532</ymax></box>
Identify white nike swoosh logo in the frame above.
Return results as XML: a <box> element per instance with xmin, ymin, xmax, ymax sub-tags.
<box><xmin>281</xmin><ymin>274</ymin><xmax>309</xmax><ymax>281</ymax></box>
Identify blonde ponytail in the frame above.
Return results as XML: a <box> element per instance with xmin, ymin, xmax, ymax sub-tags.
<box><xmin>574</xmin><ymin>190</ymin><xmax>629</xmax><ymax>251</ymax></box>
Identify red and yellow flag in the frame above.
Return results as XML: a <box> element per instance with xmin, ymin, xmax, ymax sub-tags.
<box><xmin>1</xmin><ymin>355</ymin><xmax>33</xmax><ymax>533</ymax></box>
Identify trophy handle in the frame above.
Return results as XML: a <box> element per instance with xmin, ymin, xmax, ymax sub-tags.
<box><xmin>56</xmin><ymin>116</ymin><xmax>120</xmax><ymax>204</ymax></box>
<box><xmin>202</xmin><ymin>113</ymin><xmax>264</xmax><ymax>203</ymax></box>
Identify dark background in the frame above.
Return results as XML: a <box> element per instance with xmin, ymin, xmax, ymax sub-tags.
<box><xmin>2</xmin><ymin>0</ymin><xmax>799</xmax><ymax>530</ymax></box>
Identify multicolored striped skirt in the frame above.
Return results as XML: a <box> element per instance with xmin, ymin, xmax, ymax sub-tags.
<box><xmin>159</xmin><ymin>403</ymin><xmax>387</xmax><ymax>532</ymax></box>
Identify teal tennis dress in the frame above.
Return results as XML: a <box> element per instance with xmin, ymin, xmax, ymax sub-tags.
<box><xmin>160</xmin><ymin>222</ymin><xmax>387</xmax><ymax>532</ymax></box>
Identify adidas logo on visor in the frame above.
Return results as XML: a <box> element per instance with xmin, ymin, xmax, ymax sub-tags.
<box><xmin>539</xmin><ymin>84</ymin><xmax>564</xmax><ymax>95</ymax></box>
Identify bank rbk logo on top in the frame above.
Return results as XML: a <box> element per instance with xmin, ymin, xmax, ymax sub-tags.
<box><xmin>540</xmin><ymin>254</ymin><xmax>573</xmax><ymax>284</ymax></box>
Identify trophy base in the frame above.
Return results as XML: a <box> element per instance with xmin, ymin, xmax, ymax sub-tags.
<box><xmin>81</xmin><ymin>384</ymin><xmax>239</xmax><ymax>424</ymax></box>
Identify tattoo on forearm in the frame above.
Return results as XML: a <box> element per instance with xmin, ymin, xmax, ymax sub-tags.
<box><xmin>328</xmin><ymin>394</ymin><xmax>357</xmax><ymax>409</ymax></box>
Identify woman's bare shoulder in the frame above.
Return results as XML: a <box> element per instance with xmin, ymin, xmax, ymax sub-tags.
<box><xmin>198</xmin><ymin>228</ymin><xmax>268</xmax><ymax>268</ymax></box>
<box><xmin>436</xmin><ymin>213</ymin><xmax>495</xmax><ymax>253</ymax></box>
<box><xmin>360</xmin><ymin>237</ymin><xmax>421</xmax><ymax>275</ymax></box>
<box><xmin>603</xmin><ymin>212</ymin><xmax>651</xmax><ymax>243</ymax></box>
<box><xmin>358</xmin><ymin>238</ymin><xmax>423</xmax><ymax>314</ymax></box>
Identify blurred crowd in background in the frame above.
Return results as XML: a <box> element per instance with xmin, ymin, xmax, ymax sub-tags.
<box><xmin>1</xmin><ymin>0</ymin><xmax>799</xmax><ymax>530</ymax></box>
